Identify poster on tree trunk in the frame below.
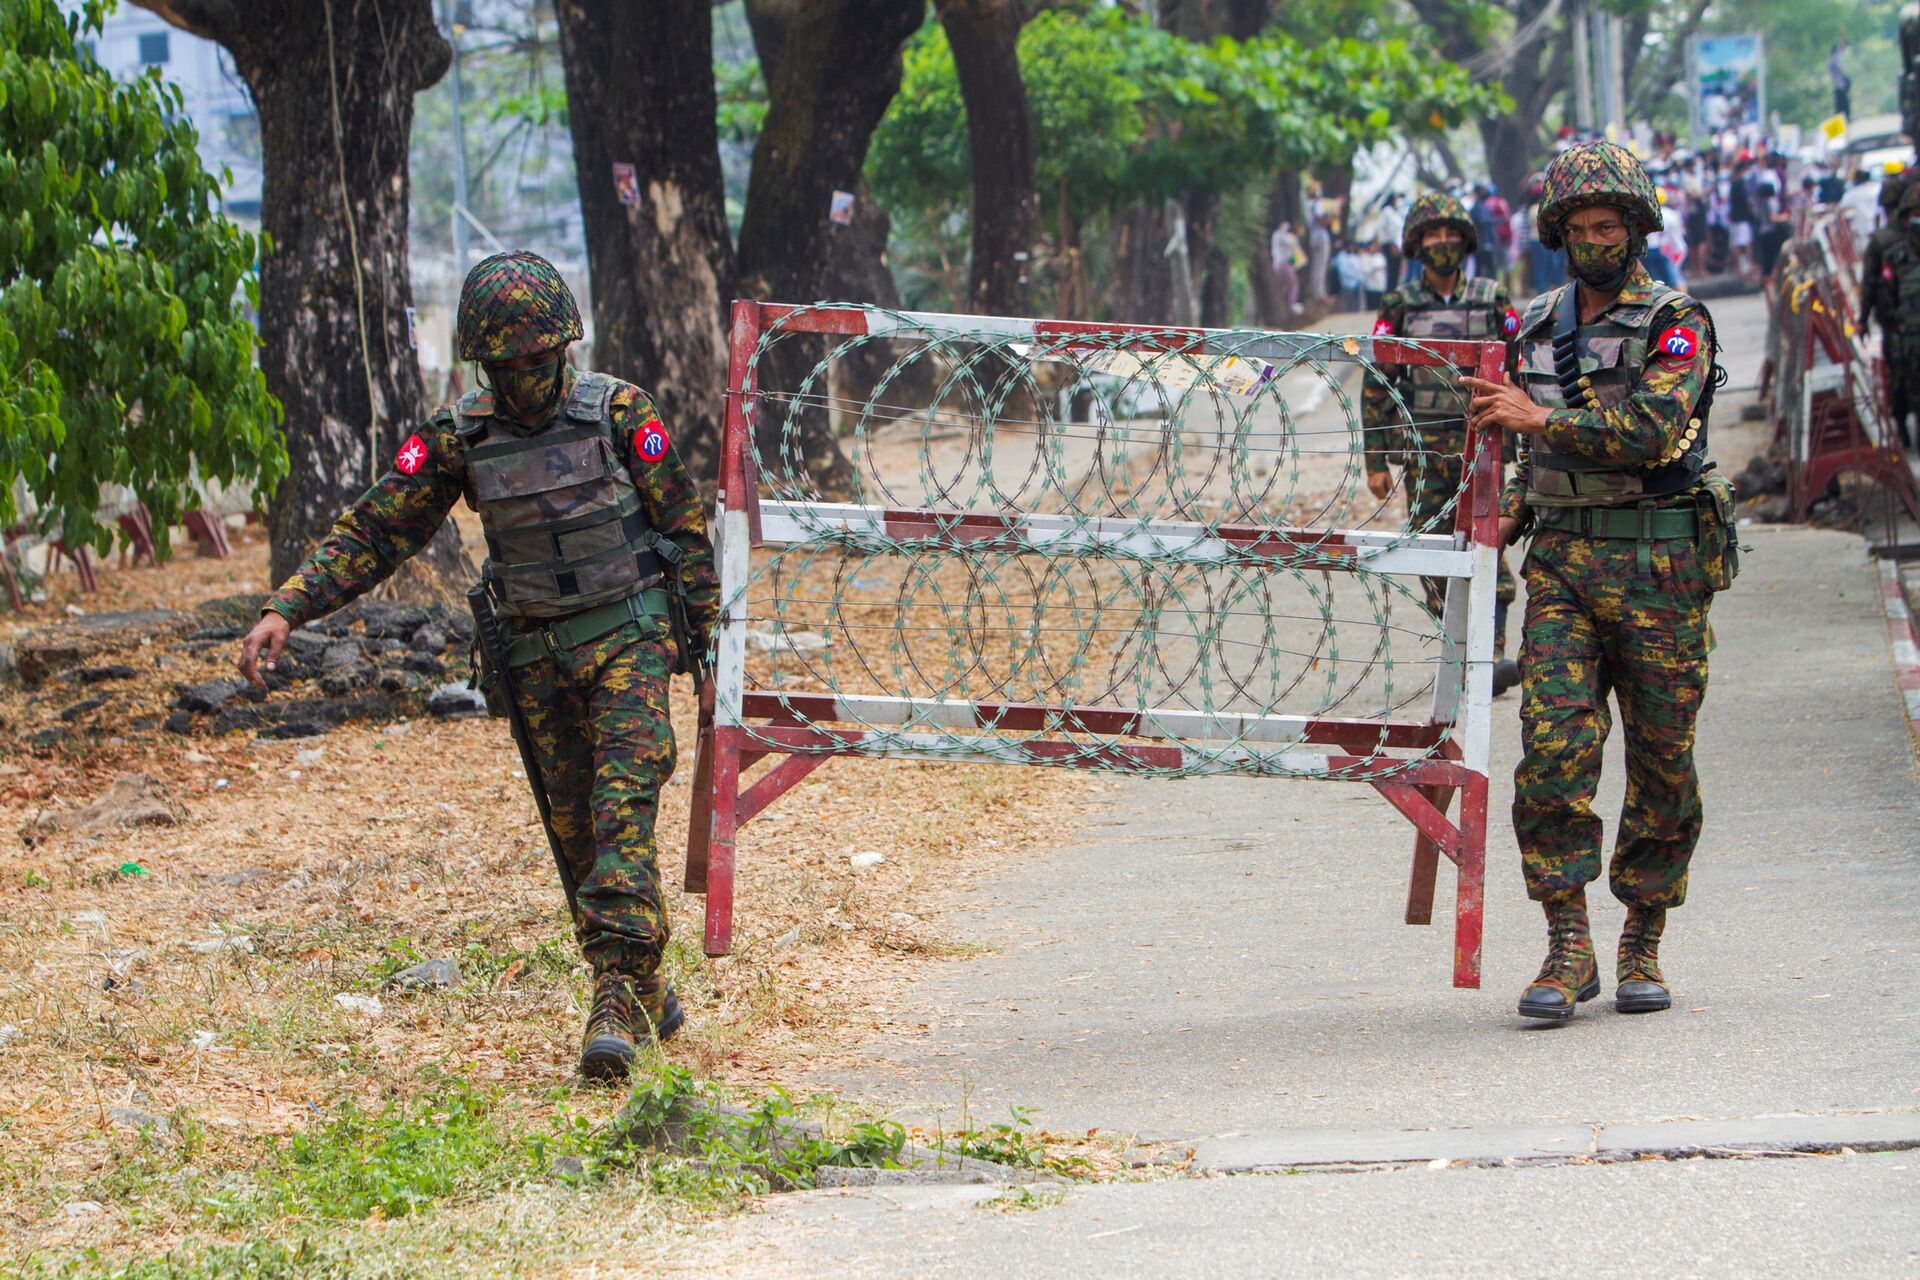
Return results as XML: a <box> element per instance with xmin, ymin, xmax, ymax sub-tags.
<box><xmin>612</xmin><ymin>163</ymin><xmax>641</xmax><ymax>207</ymax></box>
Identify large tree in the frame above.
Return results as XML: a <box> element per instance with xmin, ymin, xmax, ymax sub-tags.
<box><xmin>0</xmin><ymin>0</ymin><xmax>283</xmax><ymax>556</ymax></box>
<box><xmin>133</xmin><ymin>0</ymin><xmax>468</xmax><ymax>596</ymax></box>
<box><xmin>735</xmin><ymin>0</ymin><xmax>925</xmax><ymax>496</ymax></box>
<box><xmin>936</xmin><ymin>0</ymin><xmax>1038</xmax><ymax>316</ymax></box>
<box><xmin>552</xmin><ymin>0</ymin><xmax>736</xmax><ymax>488</ymax></box>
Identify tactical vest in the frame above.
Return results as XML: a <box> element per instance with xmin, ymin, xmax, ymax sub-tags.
<box><xmin>1514</xmin><ymin>283</ymin><xmax>1710</xmax><ymax>508</ymax></box>
<box><xmin>455</xmin><ymin>370</ymin><xmax>665</xmax><ymax>620</ymax></box>
<box><xmin>1883</xmin><ymin>237</ymin><xmax>1920</xmax><ymax>340</ymax></box>
<box><xmin>1395</xmin><ymin>276</ymin><xmax>1507</xmax><ymax>421</ymax></box>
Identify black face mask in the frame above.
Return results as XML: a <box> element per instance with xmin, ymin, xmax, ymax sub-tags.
<box><xmin>484</xmin><ymin>355</ymin><xmax>567</xmax><ymax>421</ymax></box>
<box><xmin>1419</xmin><ymin>241</ymin><xmax>1468</xmax><ymax>274</ymax></box>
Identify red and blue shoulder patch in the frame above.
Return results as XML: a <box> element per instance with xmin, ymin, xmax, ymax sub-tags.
<box><xmin>633</xmin><ymin>416</ymin><xmax>670</xmax><ymax>463</ymax></box>
<box><xmin>1371</xmin><ymin>316</ymin><xmax>1394</xmax><ymax>337</ymax></box>
<box><xmin>1502</xmin><ymin>308</ymin><xmax>1521</xmax><ymax>337</ymax></box>
<box><xmin>1654</xmin><ymin>324</ymin><xmax>1700</xmax><ymax>363</ymax></box>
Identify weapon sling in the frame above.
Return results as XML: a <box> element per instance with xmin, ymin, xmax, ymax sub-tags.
<box><xmin>467</xmin><ymin>583</ymin><xmax>581</xmax><ymax>920</ymax></box>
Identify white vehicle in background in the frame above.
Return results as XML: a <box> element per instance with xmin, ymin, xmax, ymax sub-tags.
<box><xmin>1836</xmin><ymin>113</ymin><xmax>1914</xmax><ymax>177</ymax></box>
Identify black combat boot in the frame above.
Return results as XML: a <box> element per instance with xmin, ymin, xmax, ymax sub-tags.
<box><xmin>1492</xmin><ymin>600</ymin><xmax>1520</xmax><ymax>697</ymax></box>
<box><xmin>1517</xmin><ymin>892</ymin><xmax>1600</xmax><ymax>1020</ymax></box>
<box><xmin>1615</xmin><ymin>907</ymin><xmax>1672</xmax><ymax>1014</ymax></box>
<box><xmin>635</xmin><ymin>972</ymin><xmax>687</xmax><ymax>1044</ymax></box>
<box><xmin>579</xmin><ymin>972</ymin><xmax>639</xmax><ymax>1082</ymax></box>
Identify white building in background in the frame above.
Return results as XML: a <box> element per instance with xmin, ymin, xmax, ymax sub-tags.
<box><xmin>64</xmin><ymin>3</ymin><xmax>263</xmax><ymax>222</ymax></box>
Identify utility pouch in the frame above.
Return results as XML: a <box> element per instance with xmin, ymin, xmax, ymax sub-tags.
<box><xmin>1694</xmin><ymin>472</ymin><xmax>1742</xmax><ymax>592</ymax></box>
<box><xmin>467</xmin><ymin>638</ymin><xmax>510</xmax><ymax>718</ymax></box>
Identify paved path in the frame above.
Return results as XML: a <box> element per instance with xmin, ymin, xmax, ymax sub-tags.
<box><xmin>695</xmin><ymin>295</ymin><xmax>1920</xmax><ymax>1275</ymax></box>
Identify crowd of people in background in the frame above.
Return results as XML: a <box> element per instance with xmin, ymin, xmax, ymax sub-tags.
<box><xmin>1282</xmin><ymin>122</ymin><xmax>1898</xmax><ymax>315</ymax></box>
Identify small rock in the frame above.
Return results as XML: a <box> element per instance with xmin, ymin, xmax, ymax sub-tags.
<box><xmin>771</xmin><ymin>925</ymin><xmax>803</xmax><ymax>950</ymax></box>
<box><xmin>64</xmin><ymin>604</ymin><xmax>86</xmax><ymax>618</ymax></box>
<box><xmin>187</xmin><ymin>625</ymin><xmax>245</xmax><ymax>642</ymax></box>
<box><xmin>403</xmin><ymin>652</ymin><xmax>445</xmax><ymax>676</ymax></box>
<box><xmin>186</xmin><ymin>933</ymin><xmax>252</xmax><ymax>954</ymax></box>
<box><xmin>333</xmin><ymin>993</ymin><xmax>383</xmax><ymax>1017</ymax></box>
<box><xmin>173</xmin><ymin>679</ymin><xmax>252</xmax><ymax>713</ymax></box>
<box><xmin>211</xmin><ymin>704</ymin><xmax>271</xmax><ymax>734</ymax></box>
<box><xmin>22</xmin><ymin>776</ymin><xmax>184</xmax><ymax>845</ymax></box>
<box><xmin>550</xmin><ymin>1154</ymin><xmax>586</xmax><ymax>1179</ymax></box>
<box><xmin>188</xmin><ymin>1030</ymin><xmax>218</xmax><ymax>1050</ymax></box>
<box><xmin>426</xmin><ymin>683</ymin><xmax>488</xmax><ymax>718</ymax></box>
<box><xmin>745</xmin><ymin>628</ymin><xmax>832</xmax><ymax>655</ymax></box>
<box><xmin>411</xmin><ymin>626</ymin><xmax>450</xmax><ymax>654</ymax></box>
<box><xmin>59</xmin><ymin>696</ymin><xmax>108</xmax><ymax>722</ymax></box>
<box><xmin>107</xmin><ymin>1106</ymin><xmax>169</xmax><ymax>1136</ymax></box>
<box><xmin>183</xmin><ymin>750</ymin><xmax>216</xmax><ymax>765</ymax></box>
<box><xmin>213</xmin><ymin>778</ymin><xmax>229</xmax><ymax>789</ymax></box>
<box><xmin>349</xmin><ymin>601</ymin><xmax>431</xmax><ymax>639</ymax></box>
<box><xmin>64</xmin><ymin>1201</ymin><xmax>104</xmax><ymax>1217</ymax></box>
<box><xmin>285</xmin><ymin>629</ymin><xmax>331</xmax><ymax>659</ymax></box>
<box><xmin>211</xmin><ymin>867</ymin><xmax>270</xmax><ymax>887</ymax></box>
<box><xmin>28</xmin><ymin>727</ymin><xmax>65</xmax><ymax>751</ymax></box>
<box><xmin>62</xmin><ymin>664</ymin><xmax>137</xmax><ymax>686</ymax></box>
<box><xmin>294</xmin><ymin>747</ymin><xmax>325</xmax><ymax>766</ymax></box>
<box><xmin>259</xmin><ymin>718</ymin><xmax>330</xmax><ymax>740</ymax></box>
<box><xmin>0</xmin><ymin>1024</ymin><xmax>19</xmax><ymax>1047</ymax></box>
<box><xmin>163</xmin><ymin>710</ymin><xmax>194</xmax><ymax>735</ymax></box>
<box><xmin>386</xmin><ymin>957</ymin><xmax>462</xmax><ymax>991</ymax></box>
<box><xmin>383</xmin><ymin>722</ymin><xmax>414</xmax><ymax>736</ymax></box>
<box><xmin>849</xmin><ymin>851</ymin><xmax>885</xmax><ymax>870</ymax></box>
<box><xmin>889</xmin><ymin>912</ymin><xmax>917</xmax><ymax>925</ymax></box>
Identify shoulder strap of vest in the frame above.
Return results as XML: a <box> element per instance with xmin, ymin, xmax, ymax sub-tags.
<box><xmin>1519</xmin><ymin>286</ymin><xmax>1562</xmax><ymax>338</ymax></box>
<box><xmin>1396</xmin><ymin>278</ymin><xmax>1429</xmax><ymax>308</ymax></box>
<box><xmin>564</xmin><ymin>370</ymin><xmax>616</xmax><ymax>424</ymax></box>
<box><xmin>454</xmin><ymin>388</ymin><xmax>493</xmax><ymax>439</ymax></box>
<box><xmin>1466</xmin><ymin>276</ymin><xmax>1501</xmax><ymax>304</ymax></box>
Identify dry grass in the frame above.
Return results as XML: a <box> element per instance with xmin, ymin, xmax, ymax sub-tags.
<box><xmin>0</xmin><ymin>527</ymin><xmax>1103</xmax><ymax>1272</ymax></box>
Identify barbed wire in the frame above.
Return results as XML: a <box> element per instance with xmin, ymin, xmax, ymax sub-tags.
<box><xmin>726</xmin><ymin>306</ymin><xmax>1487</xmax><ymax>779</ymax></box>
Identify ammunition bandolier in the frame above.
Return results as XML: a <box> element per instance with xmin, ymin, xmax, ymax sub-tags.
<box><xmin>453</xmin><ymin>371</ymin><xmax>672</xmax><ymax>623</ymax></box>
<box><xmin>1513</xmin><ymin>283</ymin><xmax>1710</xmax><ymax>509</ymax></box>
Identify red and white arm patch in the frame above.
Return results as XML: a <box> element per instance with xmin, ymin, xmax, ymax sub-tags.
<box><xmin>394</xmin><ymin>433</ymin><xmax>428</xmax><ymax>476</ymax></box>
<box><xmin>1502</xmin><ymin>308</ymin><xmax>1521</xmax><ymax>337</ymax></box>
<box><xmin>1371</xmin><ymin>316</ymin><xmax>1394</xmax><ymax>337</ymax></box>
<box><xmin>634</xmin><ymin>417</ymin><xmax>670</xmax><ymax>463</ymax></box>
<box><xmin>1653</xmin><ymin>324</ymin><xmax>1700</xmax><ymax>363</ymax></box>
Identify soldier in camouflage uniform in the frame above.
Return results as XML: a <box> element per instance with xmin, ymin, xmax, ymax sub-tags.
<box><xmin>1868</xmin><ymin>181</ymin><xmax>1920</xmax><ymax>449</ymax></box>
<box><xmin>1362</xmin><ymin>193</ymin><xmax>1522</xmax><ymax>694</ymax></box>
<box><xmin>239</xmin><ymin>252</ymin><xmax>718</xmax><ymax>1081</ymax></box>
<box><xmin>1462</xmin><ymin>142</ymin><xmax>1729</xmax><ymax>1022</ymax></box>
<box><xmin>1858</xmin><ymin>169</ymin><xmax>1904</xmax><ymax>450</ymax></box>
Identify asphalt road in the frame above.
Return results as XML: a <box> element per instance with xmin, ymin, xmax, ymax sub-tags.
<box><xmin>698</xmin><ymin>291</ymin><xmax>1920</xmax><ymax>1276</ymax></box>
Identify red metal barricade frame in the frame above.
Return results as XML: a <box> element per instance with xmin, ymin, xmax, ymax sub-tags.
<box><xmin>686</xmin><ymin>301</ymin><xmax>1509</xmax><ymax>988</ymax></box>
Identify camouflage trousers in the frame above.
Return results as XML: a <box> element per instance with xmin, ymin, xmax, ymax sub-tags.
<box><xmin>1513</xmin><ymin>527</ymin><xmax>1713</xmax><ymax>907</ymax></box>
<box><xmin>509</xmin><ymin>619</ymin><xmax>676</xmax><ymax>978</ymax></box>
<box><xmin>1404</xmin><ymin>437</ymin><xmax>1516</xmax><ymax>646</ymax></box>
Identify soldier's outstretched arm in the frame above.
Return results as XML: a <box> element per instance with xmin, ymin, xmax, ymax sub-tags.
<box><xmin>258</xmin><ymin>421</ymin><xmax>466</xmax><ymax>630</ymax></box>
<box><xmin>615</xmin><ymin>388</ymin><xmax>720</xmax><ymax>654</ymax></box>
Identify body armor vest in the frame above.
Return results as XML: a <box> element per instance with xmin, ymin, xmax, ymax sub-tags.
<box><xmin>456</xmin><ymin>370</ymin><xmax>664</xmax><ymax>620</ymax></box>
<box><xmin>1514</xmin><ymin>283</ymin><xmax>1710</xmax><ymax>508</ymax></box>
<box><xmin>1882</xmin><ymin>237</ymin><xmax>1920</xmax><ymax>343</ymax></box>
<box><xmin>1395</xmin><ymin>276</ymin><xmax>1506</xmax><ymax>421</ymax></box>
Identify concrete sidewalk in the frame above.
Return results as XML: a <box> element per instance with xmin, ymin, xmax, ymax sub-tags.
<box><xmin>818</xmin><ymin>525</ymin><xmax>1919</xmax><ymax>1148</ymax></box>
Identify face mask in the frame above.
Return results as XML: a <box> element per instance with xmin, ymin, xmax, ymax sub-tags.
<box><xmin>486</xmin><ymin>355</ymin><xmax>566</xmax><ymax>420</ymax></box>
<box><xmin>1567</xmin><ymin>239</ymin><xmax>1634</xmax><ymax>290</ymax></box>
<box><xmin>1419</xmin><ymin>241</ymin><xmax>1467</xmax><ymax>273</ymax></box>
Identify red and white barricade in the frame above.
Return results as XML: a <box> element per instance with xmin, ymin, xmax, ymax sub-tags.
<box><xmin>686</xmin><ymin>301</ymin><xmax>1509</xmax><ymax>988</ymax></box>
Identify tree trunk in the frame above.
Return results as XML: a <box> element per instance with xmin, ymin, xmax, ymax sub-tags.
<box><xmin>736</xmin><ymin>0</ymin><xmax>924</xmax><ymax>497</ymax></box>
<box><xmin>134</xmin><ymin>0</ymin><xmax>468</xmax><ymax>599</ymax></box>
<box><xmin>937</xmin><ymin>0</ymin><xmax>1038</xmax><ymax>316</ymax></box>
<box><xmin>1108</xmin><ymin>201</ymin><xmax>1176</xmax><ymax>325</ymax></box>
<box><xmin>554</xmin><ymin>0</ymin><xmax>737</xmax><ymax>492</ymax></box>
<box><xmin>1187</xmin><ymin>189</ymin><xmax>1231</xmax><ymax>328</ymax></box>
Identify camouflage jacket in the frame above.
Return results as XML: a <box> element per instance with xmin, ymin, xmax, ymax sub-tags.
<box><xmin>1502</xmin><ymin>265</ymin><xmax>1716</xmax><ymax>522</ymax></box>
<box><xmin>1861</xmin><ymin>222</ymin><xmax>1904</xmax><ymax>329</ymax></box>
<box><xmin>265</xmin><ymin>372</ymin><xmax>719</xmax><ymax>648</ymax></box>
<box><xmin>1361</xmin><ymin>274</ymin><xmax>1518</xmax><ymax>477</ymax></box>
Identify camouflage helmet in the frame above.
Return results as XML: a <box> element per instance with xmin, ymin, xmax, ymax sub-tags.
<box><xmin>455</xmin><ymin>251</ymin><xmax>583</xmax><ymax>363</ymax></box>
<box><xmin>1535</xmin><ymin>141</ymin><xmax>1661</xmax><ymax>251</ymax></box>
<box><xmin>1401</xmin><ymin>192</ymin><xmax>1478</xmax><ymax>258</ymax></box>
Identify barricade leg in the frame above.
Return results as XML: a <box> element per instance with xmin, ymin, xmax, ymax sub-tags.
<box><xmin>701</xmin><ymin>727</ymin><xmax>743</xmax><ymax>957</ymax></box>
<box><xmin>1452</xmin><ymin>771</ymin><xmax>1489</xmax><ymax>989</ymax></box>
<box><xmin>1403</xmin><ymin>783</ymin><xmax>1455</xmax><ymax>926</ymax></box>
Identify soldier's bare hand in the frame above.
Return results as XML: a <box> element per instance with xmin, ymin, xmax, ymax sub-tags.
<box><xmin>1366</xmin><ymin>470</ymin><xmax>1393</xmax><ymax>501</ymax></box>
<box><xmin>1499</xmin><ymin>516</ymin><xmax>1523</xmax><ymax>547</ymax></box>
<box><xmin>1462</xmin><ymin>376</ymin><xmax>1551</xmax><ymax>436</ymax></box>
<box><xmin>239</xmin><ymin>611</ymin><xmax>291</xmax><ymax>690</ymax></box>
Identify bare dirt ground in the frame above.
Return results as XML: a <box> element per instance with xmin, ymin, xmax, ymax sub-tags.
<box><xmin>0</xmin><ymin>523</ymin><xmax>1103</xmax><ymax>1271</ymax></box>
